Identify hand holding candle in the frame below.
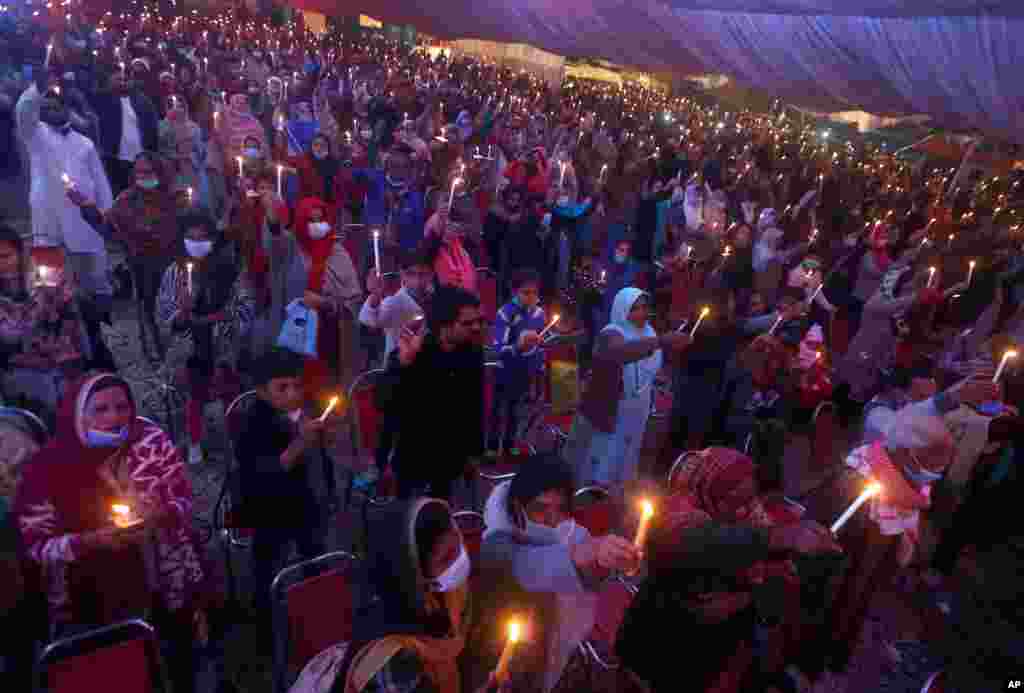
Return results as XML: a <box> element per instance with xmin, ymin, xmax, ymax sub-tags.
<box><xmin>186</xmin><ymin>262</ymin><xmax>194</xmax><ymax>296</ymax></box>
<box><xmin>372</xmin><ymin>229</ymin><xmax>382</xmax><ymax>277</ymax></box>
<box><xmin>831</xmin><ymin>482</ymin><xmax>881</xmax><ymax>534</ymax></box>
<box><xmin>927</xmin><ymin>266</ymin><xmax>936</xmax><ymax>288</ymax></box>
<box><xmin>111</xmin><ymin>502</ymin><xmax>143</xmax><ymax>529</ymax></box>
<box><xmin>967</xmin><ymin>260</ymin><xmax>976</xmax><ymax>286</ymax></box>
<box><xmin>319</xmin><ymin>396</ymin><xmax>340</xmax><ymax>422</ymax></box>
<box><xmin>539</xmin><ymin>314</ymin><xmax>560</xmax><ymax>339</ymax></box>
<box><xmin>634</xmin><ymin>499</ymin><xmax>655</xmax><ymax>548</ymax></box>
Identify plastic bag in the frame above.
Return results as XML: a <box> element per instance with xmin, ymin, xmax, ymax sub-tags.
<box><xmin>276</xmin><ymin>299</ymin><xmax>319</xmax><ymax>357</ymax></box>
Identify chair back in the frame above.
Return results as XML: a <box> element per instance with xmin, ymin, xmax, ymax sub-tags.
<box><xmin>811</xmin><ymin>401</ymin><xmax>838</xmax><ymax>468</ymax></box>
<box><xmin>478</xmin><ymin>267</ymin><xmax>498</xmax><ymax>323</ymax></box>
<box><xmin>272</xmin><ymin>551</ymin><xmax>360</xmax><ymax>692</ymax></box>
<box><xmin>35</xmin><ymin>619</ymin><xmax>166</xmax><ymax>693</ymax></box>
<box><xmin>0</xmin><ymin>406</ymin><xmax>49</xmax><ymax>444</ymax></box>
<box><xmin>573</xmin><ymin>486</ymin><xmax>616</xmax><ymax>537</ymax></box>
<box><xmin>453</xmin><ymin>510</ymin><xmax>486</xmax><ymax>576</ymax></box>
<box><xmin>225</xmin><ymin>390</ymin><xmax>260</xmax><ymax>451</ymax></box>
<box><xmin>217</xmin><ymin>390</ymin><xmax>260</xmax><ymax>540</ymax></box>
<box><xmin>667</xmin><ymin>451</ymin><xmax>700</xmax><ymax>492</ymax></box>
<box><xmin>348</xmin><ymin>369</ymin><xmax>388</xmax><ymax>458</ymax></box>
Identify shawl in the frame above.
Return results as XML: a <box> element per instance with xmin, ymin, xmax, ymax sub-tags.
<box><xmin>292</xmin><ymin>197</ymin><xmax>337</xmax><ymax>293</ymax></box>
<box><xmin>106</xmin><ymin>155</ymin><xmax>180</xmax><ymax>257</ymax></box>
<box><xmin>603</xmin><ymin>288</ymin><xmax>662</xmax><ymax>397</ymax></box>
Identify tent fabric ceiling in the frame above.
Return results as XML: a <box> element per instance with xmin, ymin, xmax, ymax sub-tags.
<box><xmin>295</xmin><ymin>0</ymin><xmax>1024</xmax><ymax>139</ymax></box>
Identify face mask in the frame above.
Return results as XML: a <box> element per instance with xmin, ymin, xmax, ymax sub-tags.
<box><xmin>243</xmin><ymin>147</ymin><xmax>261</xmax><ymax>159</ymax></box>
<box><xmin>137</xmin><ymin>177</ymin><xmax>160</xmax><ymax>190</ymax></box>
<box><xmin>312</xmin><ymin>149</ymin><xmax>329</xmax><ymax>160</ymax></box>
<box><xmin>308</xmin><ymin>222</ymin><xmax>331</xmax><ymax>239</ymax></box>
<box><xmin>614</xmin><ymin>252</ymin><xmax>628</xmax><ymax>264</ymax></box>
<box><xmin>386</xmin><ymin>174</ymin><xmax>407</xmax><ymax>188</ymax></box>
<box><xmin>184</xmin><ymin>239</ymin><xmax>213</xmax><ymax>258</ymax></box>
<box><xmin>288</xmin><ymin>409</ymin><xmax>302</xmax><ymax>423</ymax></box>
<box><xmin>429</xmin><ymin>544</ymin><xmax>470</xmax><ymax>592</ymax></box>
<box><xmin>252</xmin><ymin>51</ymin><xmax>263</xmax><ymax>59</ymax></box>
<box><xmin>85</xmin><ymin>425</ymin><xmax>130</xmax><ymax>448</ymax></box>
<box><xmin>524</xmin><ymin>516</ymin><xmax>576</xmax><ymax>545</ymax></box>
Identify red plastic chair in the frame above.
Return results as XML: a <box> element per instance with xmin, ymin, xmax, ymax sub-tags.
<box><xmin>478</xmin><ymin>267</ymin><xmax>498</xmax><ymax>323</ymax></box>
<box><xmin>666</xmin><ymin>451</ymin><xmax>700</xmax><ymax>492</ymax></box>
<box><xmin>271</xmin><ymin>551</ymin><xmax>360</xmax><ymax>692</ymax></box>
<box><xmin>453</xmin><ymin>510</ymin><xmax>486</xmax><ymax>577</ymax></box>
<box><xmin>573</xmin><ymin>486</ymin><xmax>616</xmax><ymax>537</ymax></box>
<box><xmin>36</xmin><ymin>619</ymin><xmax>166</xmax><ymax>693</ymax></box>
<box><xmin>347</xmin><ymin>369</ymin><xmax>396</xmax><ymax>551</ymax></box>
<box><xmin>830</xmin><ymin>310</ymin><xmax>852</xmax><ymax>357</ymax></box>
<box><xmin>811</xmin><ymin>401</ymin><xmax>839</xmax><ymax>469</ymax></box>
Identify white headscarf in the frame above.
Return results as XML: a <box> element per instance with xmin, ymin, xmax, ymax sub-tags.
<box><xmin>603</xmin><ymin>287</ymin><xmax>662</xmax><ymax>397</ymax></box>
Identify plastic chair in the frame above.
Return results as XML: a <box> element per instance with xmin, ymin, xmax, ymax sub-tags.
<box><xmin>453</xmin><ymin>510</ymin><xmax>486</xmax><ymax>577</ymax></box>
<box><xmin>536</xmin><ymin>341</ymin><xmax>580</xmax><ymax>454</ymax></box>
<box><xmin>213</xmin><ymin>390</ymin><xmax>259</xmax><ymax>605</ymax></box>
<box><xmin>477</xmin><ymin>267</ymin><xmax>498</xmax><ymax>323</ymax></box>
<box><xmin>35</xmin><ymin>619</ymin><xmax>167</xmax><ymax>693</ymax></box>
<box><xmin>573</xmin><ymin>486</ymin><xmax>616</xmax><ymax>537</ymax></box>
<box><xmin>666</xmin><ymin>451</ymin><xmax>700</xmax><ymax>492</ymax></box>
<box><xmin>811</xmin><ymin>401</ymin><xmax>839</xmax><ymax>468</ymax></box>
<box><xmin>347</xmin><ymin>369</ymin><xmax>396</xmax><ymax>552</ymax></box>
<box><xmin>271</xmin><ymin>551</ymin><xmax>360</xmax><ymax>693</ymax></box>
<box><xmin>0</xmin><ymin>405</ymin><xmax>49</xmax><ymax>443</ymax></box>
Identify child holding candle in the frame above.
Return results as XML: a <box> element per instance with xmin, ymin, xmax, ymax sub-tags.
<box><xmin>157</xmin><ymin>213</ymin><xmax>254</xmax><ymax>466</ymax></box>
<box><xmin>488</xmin><ymin>269</ymin><xmax>547</xmax><ymax>456</ymax></box>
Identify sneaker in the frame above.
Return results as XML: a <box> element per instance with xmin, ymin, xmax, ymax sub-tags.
<box><xmin>188</xmin><ymin>444</ymin><xmax>204</xmax><ymax>466</ymax></box>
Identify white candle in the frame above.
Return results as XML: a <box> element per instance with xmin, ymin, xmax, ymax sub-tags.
<box><xmin>187</xmin><ymin>187</ymin><xmax>193</xmax><ymax>206</ymax></box>
<box><xmin>45</xmin><ymin>41</ymin><xmax>53</xmax><ymax>66</ymax></box>
<box><xmin>495</xmin><ymin>621</ymin><xmax>522</xmax><ymax>683</ymax></box>
<box><xmin>372</xmin><ymin>230</ymin><xmax>382</xmax><ymax>277</ymax></box>
<box><xmin>809</xmin><ymin>227</ymin><xmax>819</xmax><ymax>245</ymax></box>
<box><xmin>36</xmin><ymin>265</ymin><xmax>51</xmax><ymax>287</ymax></box>
<box><xmin>767</xmin><ymin>314</ymin><xmax>784</xmax><ymax>336</ymax></box>
<box><xmin>993</xmin><ymin>350</ymin><xmax>1017</xmax><ymax>384</ymax></box>
<box><xmin>237</xmin><ymin>156</ymin><xmax>244</xmax><ymax>180</ymax></box>
<box><xmin>808</xmin><ymin>282</ymin><xmax>824</xmax><ymax>304</ymax></box>
<box><xmin>319</xmin><ymin>396</ymin><xmax>339</xmax><ymax>422</ymax></box>
<box><xmin>690</xmin><ymin>306</ymin><xmax>709</xmax><ymax>338</ymax></box>
<box><xmin>599</xmin><ymin>164</ymin><xmax>608</xmax><ymax>184</ymax></box>
<box><xmin>967</xmin><ymin>260</ymin><xmax>976</xmax><ymax>286</ymax></box>
<box><xmin>927</xmin><ymin>266</ymin><xmax>936</xmax><ymax>289</ymax></box>
<box><xmin>277</xmin><ymin>164</ymin><xmax>283</xmax><ymax>198</ymax></box>
<box><xmin>186</xmin><ymin>262</ymin><xmax>193</xmax><ymax>296</ymax></box>
<box><xmin>634</xmin><ymin>500</ymin><xmax>654</xmax><ymax>548</ymax></box>
<box><xmin>448</xmin><ymin>177</ymin><xmax>462</xmax><ymax>212</ymax></box>
<box><xmin>538</xmin><ymin>314</ymin><xmax>560</xmax><ymax>339</ymax></box>
<box><xmin>61</xmin><ymin>172</ymin><xmax>72</xmax><ymax>189</ymax></box>
<box><xmin>831</xmin><ymin>482</ymin><xmax>881</xmax><ymax>534</ymax></box>
<box><xmin>559</xmin><ymin>161</ymin><xmax>567</xmax><ymax>189</ymax></box>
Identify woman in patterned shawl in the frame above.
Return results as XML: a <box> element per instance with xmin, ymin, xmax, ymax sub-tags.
<box><xmin>14</xmin><ymin>373</ymin><xmax>209</xmax><ymax>693</ymax></box>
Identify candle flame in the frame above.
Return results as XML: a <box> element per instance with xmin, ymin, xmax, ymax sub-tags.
<box><xmin>969</xmin><ymin>260</ymin><xmax>976</xmax><ymax>268</ymax></box>
<box><xmin>112</xmin><ymin>503</ymin><xmax>131</xmax><ymax>516</ymax></box>
<box><xmin>61</xmin><ymin>173</ymin><xmax>70</xmax><ymax>184</ymax></box>
<box><xmin>865</xmin><ymin>482</ymin><xmax>882</xmax><ymax>497</ymax></box>
<box><xmin>1006</xmin><ymin>350</ymin><xmax>1018</xmax><ymax>360</ymax></box>
<box><xmin>640</xmin><ymin>499</ymin><xmax>654</xmax><ymax>519</ymax></box>
<box><xmin>507</xmin><ymin>621</ymin><xmax>521</xmax><ymax>643</ymax></box>
<box><xmin>700</xmin><ymin>306</ymin><xmax>710</xmax><ymax>317</ymax></box>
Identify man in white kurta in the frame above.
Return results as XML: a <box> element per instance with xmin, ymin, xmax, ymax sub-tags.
<box><xmin>16</xmin><ymin>82</ymin><xmax>113</xmax><ymax>304</ymax></box>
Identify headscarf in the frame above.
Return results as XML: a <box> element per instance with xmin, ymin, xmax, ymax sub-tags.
<box><xmin>338</xmin><ymin>499</ymin><xmax>468</xmax><ymax>693</ymax></box>
<box><xmin>753</xmin><ymin>227</ymin><xmax>784</xmax><ymax>273</ymax></box>
<box><xmin>218</xmin><ymin>84</ymin><xmax>266</xmax><ymax>167</ymax></box>
<box><xmin>668</xmin><ymin>447</ymin><xmax>772</xmax><ymax>527</ymax></box>
<box><xmin>603</xmin><ymin>288</ymin><xmax>662</xmax><ymax>396</ymax></box>
<box><xmin>308</xmin><ymin>134</ymin><xmax>339</xmax><ymax>203</ymax></box>
<box><xmin>868</xmin><ymin>223</ymin><xmax>893</xmax><ymax>272</ymax></box>
<box><xmin>292</xmin><ymin>197</ymin><xmax>336</xmax><ymax>292</ymax></box>
<box><xmin>175</xmin><ymin>212</ymin><xmax>238</xmax><ymax>316</ymax></box>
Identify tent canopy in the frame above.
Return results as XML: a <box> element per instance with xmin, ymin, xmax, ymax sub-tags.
<box><xmin>294</xmin><ymin>0</ymin><xmax>1024</xmax><ymax>140</ymax></box>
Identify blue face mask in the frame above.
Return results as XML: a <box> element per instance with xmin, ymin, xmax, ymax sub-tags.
<box><xmin>614</xmin><ymin>253</ymin><xmax>628</xmax><ymax>264</ymax></box>
<box><xmin>85</xmin><ymin>425</ymin><xmax>130</xmax><ymax>448</ymax></box>
<box><xmin>906</xmin><ymin>452</ymin><xmax>944</xmax><ymax>486</ymax></box>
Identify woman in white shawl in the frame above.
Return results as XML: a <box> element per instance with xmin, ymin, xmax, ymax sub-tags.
<box><xmin>569</xmin><ymin>287</ymin><xmax>683</xmax><ymax>490</ymax></box>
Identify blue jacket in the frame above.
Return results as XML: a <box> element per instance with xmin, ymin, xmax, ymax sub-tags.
<box><xmin>350</xmin><ymin>169</ymin><xmax>426</xmax><ymax>251</ymax></box>
<box><xmin>492</xmin><ymin>300</ymin><xmax>547</xmax><ymax>389</ymax></box>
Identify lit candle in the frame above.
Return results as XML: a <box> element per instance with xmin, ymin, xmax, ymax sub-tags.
<box><xmin>599</xmin><ymin>164</ymin><xmax>608</xmax><ymax>184</ymax></box>
<box><xmin>187</xmin><ymin>187</ymin><xmax>193</xmax><ymax>206</ymax></box>
<box><xmin>993</xmin><ymin>350</ymin><xmax>1017</xmax><ymax>384</ymax></box>
<box><xmin>448</xmin><ymin>177</ymin><xmax>462</xmax><ymax>212</ymax></box>
<box><xmin>277</xmin><ymin>164</ymin><xmax>283</xmax><ymax>198</ymax></box>
<box><xmin>808</xmin><ymin>227</ymin><xmax>819</xmax><ymax>245</ymax></box>
<box><xmin>831</xmin><ymin>482</ymin><xmax>881</xmax><ymax>534</ymax></box>
<box><xmin>372</xmin><ymin>229</ymin><xmax>382</xmax><ymax>277</ymax></box>
<box><xmin>186</xmin><ymin>262</ymin><xmax>193</xmax><ymax>295</ymax></box>
<box><xmin>36</xmin><ymin>265</ymin><xmax>51</xmax><ymax>287</ymax></box>
<box><xmin>559</xmin><ymin>161</ymin><xmax>567</xmax><ymax>189</ymax></box>
<box><xmin>927</xmin><ymin>266</ymin><xmax>936</xmax><ymax>289</ymax></box>
<box><xmin>689</xmin><ymin>306</ymin><xmax>709</xmax><ymax>338</ymax></box>
<box><xmin>633</xmin><ymin>499</ymin><xmax>654</xmax><ymax>548</ymax></box>
<box><xmin>767</xmin><ymin>314</ymin><xmax>784</xmax><ymax>336</ymax></box>
<box><xmin>538</xmin><ymin>314</ymin><xmax>560</xmax><ymax>339</ymax></box>
<box><xmin>967</xmin><ymin>260</ymin><xmax>976</xmax><ymax>286</ymax></box>
<box><xmin>45</xmin><ymin>41</ymin><xmax>53</xmax><ymax>65</ymax></box>
<box><xmin>111</xmin><ymin>503</ymin><xmax>142</xmax><ymax>529</ymax></box>
<box><xmin>319</xmin><ymin>396</ymin><xmax>339</xmax><ymax>422</ymax></box>
<box><xmin>237</xmin><ymin>156</ymin><xmax>244</xmax><ymax>180</ymax></box>
<box><xmin>61</xmin><ymin>172</ymin><xmax>72</xmax><ymax>190</ymax></box>
<box><xmin>495</xmin><ymin>620</ymin><xmax>522</xmax><ymax>684</ymax></box>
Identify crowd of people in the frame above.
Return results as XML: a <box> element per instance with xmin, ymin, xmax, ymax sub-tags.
<box><xmin>0</xmin><ymin>4</ymin><xmax>1022</xmax><ymax>693</ymax></box>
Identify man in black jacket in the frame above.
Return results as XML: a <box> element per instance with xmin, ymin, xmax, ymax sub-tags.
<box><xmin>89</xmin><ymin>71</ymin><xmax>159</xmax><ymax>195</ymax></box>
<box><xmin>388</xmin><ymin>286</ymin><xmax>485</xmax><ymax>500</ymax></box>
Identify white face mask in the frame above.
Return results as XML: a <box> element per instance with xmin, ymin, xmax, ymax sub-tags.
<box><xmin>524</xmin><ymin>516</ymin><xmax>576</xmax><ymax>545</ymax></box>
<box><xmin>184</xmin><ymin>239</ymin><xmax>213</xmax><ymax>258</ymax></box>
<box><xmin>430</xmin><ymin>544</ymin><xmax>470</xmax><ymax>592</ymax></box>
<box><xmin>288</xmin><ymin>409</ymin><xmax>302</xmax><ymax>422</ymax></box>
<box><xmin>308</xmin><ymin>222</ymin><xmax>331</xmax><ymax>239</ymax></box>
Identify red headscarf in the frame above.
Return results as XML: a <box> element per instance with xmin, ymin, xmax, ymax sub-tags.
<box><xmin>292</xmin><ymin>196</ymin><xmax>337</xmax><ymax>292</ymax></box>
<box><xmin>867</xmin><ymin>223</ymin><xmax>893</xmax><ymax>272</ymax></box>
<box><xmin>667</xmin><ymin>447</ymin><xmax>773</xmax><ymax>528</ymax></box>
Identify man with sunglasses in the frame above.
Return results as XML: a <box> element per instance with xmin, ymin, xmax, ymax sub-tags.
<box><xmin>387</xmin><ymin>285</ymin><xmax>486</xmax><ymax>500</ymax></box>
